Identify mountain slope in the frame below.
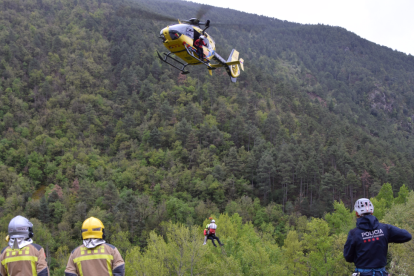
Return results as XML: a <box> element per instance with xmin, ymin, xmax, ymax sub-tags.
<box><xmin>1</xmin><ymin>0</ymin><xmax>414</xmax><ymax>271</ymax></box>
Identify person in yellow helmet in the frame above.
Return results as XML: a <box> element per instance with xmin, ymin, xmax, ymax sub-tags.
<box><xmin>65</xmin><ymin>217</ymin><xmax>125</xmax><ymax>276</ymax></box>
<box><xmin>0</xmin><ymin>215</ymin><xmax>49</xmax><ymax>276</ymax></box>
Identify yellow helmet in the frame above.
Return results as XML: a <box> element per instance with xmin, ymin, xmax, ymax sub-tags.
<box><xmin>81</xmin><ymin>217</ymin><xmax>105</xmax><ymax>240</ymax></box>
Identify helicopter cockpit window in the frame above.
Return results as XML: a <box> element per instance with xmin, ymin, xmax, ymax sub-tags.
<box><xmin>169</xmin><ymin>30</ymin><xmax>181</xmax><ymax>40</ymax></box>
<box><xmin>184</xmin><ymin>27</ymin><xmax>194</xmax><ymax>39</ymax></box>
<box><xmin>169</xmin><ymin>24</ymin><xmax>193</xmax><ymax>40</ymax></box>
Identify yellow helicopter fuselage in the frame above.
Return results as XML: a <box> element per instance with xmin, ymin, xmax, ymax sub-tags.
<box><xmin>160</xmin><ymin>24</ymin><xmax>215</xmax><ymax>64</ymax></box>
<box><xmin>158</xmin><ymin>23</ymin><xmax>244</xmax><ymax>82</ymax></box>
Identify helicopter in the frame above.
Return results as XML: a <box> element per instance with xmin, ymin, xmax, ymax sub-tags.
<box><xmin>157</xmin><ymin>16</ymin><xmax>244</xmax><ymax>83</ymax></box>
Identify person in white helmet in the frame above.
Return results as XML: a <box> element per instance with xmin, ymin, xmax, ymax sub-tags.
<box><xmin>344</xmin><ymin>198</ymin><xmax>411</xmax><ymax>276</ymax></box>
<box><xmin>193</xmin><ymin>35</ymin><xmax>207</xmax><ymax>61</ymax></box>
<box><xmin>0</xmin><ymin>216</ymin><xmax>49</xmax><ymax>276</ymax></box>
<box><xmin>206</xmin><ymin>219</ymin><xmax>224</xmax><ymax>247</ymax></box>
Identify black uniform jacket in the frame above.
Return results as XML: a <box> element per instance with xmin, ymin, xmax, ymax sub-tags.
<box><xmin>344</xmin><ymin>215</ymin><xmax>411</xmax><ymax>269</ymax></box>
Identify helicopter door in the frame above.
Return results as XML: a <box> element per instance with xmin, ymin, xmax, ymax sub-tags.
<box><xmin>193</xmin><ymin>30</ymin><xmax>209</xmax><ymax>48</ymax></box>
<box><xmin>193</xmin><ymin>30</ymin><xmax>200</xmax><ymax>45</ymax></box>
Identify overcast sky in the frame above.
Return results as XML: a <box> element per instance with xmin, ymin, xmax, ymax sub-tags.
<box><xmin>187</xmin><ymin>0</ymin><xmax>414</xmax><ymax>56</ymax></box>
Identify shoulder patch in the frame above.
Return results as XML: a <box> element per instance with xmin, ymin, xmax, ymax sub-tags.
<box><xmin>71</xmin><ymin>245</ymin><xmax>82</xmax><ymax>254</ymax></box>
<box><xmin>1</xmin><ymin>246</ymin><xmax>9</xmax><ymax>254</ymax></box>
<box><xmin>105</xmin><ymin>243</ymin><xmax>116</xmax><ymax>249</ymax></box>
<box><xmin>31</xmin><ymin>243</ymin><xmax>43</xmax><ymax>251</ymax></box>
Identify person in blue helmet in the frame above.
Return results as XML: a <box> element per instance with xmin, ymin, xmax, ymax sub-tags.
<box><xmin>344</xmin><ymin>198</ymin><xmax>412</xmax><ymax>276</ymax></box>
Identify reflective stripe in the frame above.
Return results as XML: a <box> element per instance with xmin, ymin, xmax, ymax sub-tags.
<box><xmin>5</xmin><ymin>247</ymin><xmax>29</xmax><ymax>257</ymax></box>
<box><xmin>80</xmin><ymin>246</ymin><xmax>105</xmax><ymax>255</ymax></box>
<box><xmin>73</xmin><ymin>254</ymin><xmax>114</xmax><ymax>276</ymax></box>
<box><xmin>1</xmin><ymin>256</ymin><xmax>38</xmax><ymax>276</ymax></box>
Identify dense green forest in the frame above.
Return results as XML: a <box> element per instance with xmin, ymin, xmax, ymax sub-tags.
<box><xmin>1</xmin><ymin>0</ymin><xmax>414</xmax><ymax>274</ymax></box>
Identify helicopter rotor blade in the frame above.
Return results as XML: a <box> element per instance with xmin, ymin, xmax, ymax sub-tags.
<box><xmin>196</xmin><ymin>5</ymin><xmax>213</xmax><ymax>20</ymax></box>
<box><xmin>115</xmin><ymin>3</ymin><xmax>264</xmax><ymax>30</ymax></box>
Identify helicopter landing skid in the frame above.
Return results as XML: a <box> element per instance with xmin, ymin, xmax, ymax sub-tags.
<box><xmin>157</xmin><ymin>51</ymin><xmax>190</xmax><ymax>75</ymax></box>
<box><xmin>184</xmin><ymin>44</ymin><xmax>216</xmax><ymax>71</ymax></box>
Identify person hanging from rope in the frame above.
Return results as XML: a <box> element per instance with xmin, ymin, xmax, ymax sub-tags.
<box><xmin>205</xmin><ymin>218</ymin><xmax>224</xmax><ymax>247</ymax></box>
<box><xmin>344</xmin><ymin>198</ymin><xmax>412</xmax><ymax>276</ymax></box>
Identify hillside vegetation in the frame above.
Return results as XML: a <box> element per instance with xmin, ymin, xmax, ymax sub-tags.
<box><xmin>1</xmin><ymin>0</ymin><xmax>414</xmax><ymax>274</ymax></box>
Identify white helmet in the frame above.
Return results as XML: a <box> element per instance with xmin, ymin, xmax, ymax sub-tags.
<box><xmin>200</xmin><ymin>35</ymin><xmax>205</xmax><ymax>40</ymax></box>
<box><xmin>211</xmin><ymin>219</ymin><xmax>215</xmax><ymax>223</ymax></box>
<box><xmin>354</xmin><ymin>198</ymin><xmax>374</xmax><ymax>216</ymax></box>
<box><xmin>8</xmin><ymin>216</ymin><xmax>33</xmax><ymax>239</ymax></box>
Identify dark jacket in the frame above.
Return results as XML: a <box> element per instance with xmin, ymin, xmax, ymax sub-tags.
<box><xmin>344</xmin><ymin>215</ymin><xmax>412</xmax><ymax>269</ymax></box>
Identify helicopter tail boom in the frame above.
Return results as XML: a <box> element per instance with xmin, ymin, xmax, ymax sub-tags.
<box><xmin>212</xmin><ymin>50</ymin><xmax>244</xmax><ymax>82</ymax></box>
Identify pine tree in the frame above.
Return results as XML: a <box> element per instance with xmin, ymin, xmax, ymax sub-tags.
<box><xmin>175</xmin><ymin>118</ymin><xmax>192</xmax><ymax>146</ymax></box>
<box><xmin>257</xmin><ymin>152</ymin><xmax>275</xmax><ymax>202</ymax></box>
<box><xmin>226</xmin><ymin>147</ymin><xmax>241</xmax><ymax>178</ymax></box>
<box><xmin>103</xmin><ymin>181</ymin><xmax>120</xmax><ymax>212</ymax></box>
<box><xmin>51</xmin><ymin>36</ymin><xmax>62</xmax><ymax>53</ymax></box>
<box><xmin>277</xmin><ymin>146</ymin><xmax>295</xmax><ymax>210</ymax></box>
<box><xmin>40</xmin><ymin>196</ymin><xmax>50</xmax><ymax>224</ymax></box>
<box><xmin>115</xmin><ymin>81</ymin><xmax>128</xmax><ymax>105</ymax></box>
<box><xmin>160</xmin><ymin>100</ymin><xmax>173</xmax><ymax>122</ymax></box>
<box><xmin>263</xmin><ymin>110</ymin><xmax>280</xmax><ymax>144</ymax></box>
<box><xmin>245</xmin><ymin>153</ymin><xmax>257</xmax><ymax>187</ymax></box>
<box><xmin>185</xmin><ymin>131</ymin><xmax>198</xmax><ymax>152</ymax></box>
<box><xmin>149</xmin><ymin>127</ymin><xmax>161</xmax><ymax>148</ymax></box>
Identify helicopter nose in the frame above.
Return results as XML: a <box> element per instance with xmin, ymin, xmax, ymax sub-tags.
<box><xmin>160</xmin><ymin>27</ymin><xmax>170</xmax><ymax>42</ymax></box>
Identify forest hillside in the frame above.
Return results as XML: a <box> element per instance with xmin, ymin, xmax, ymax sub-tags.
<box><xmin>1</xmin><ymin>0</ymin><xmax>414</xmax><ymax>274</ymax></box>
